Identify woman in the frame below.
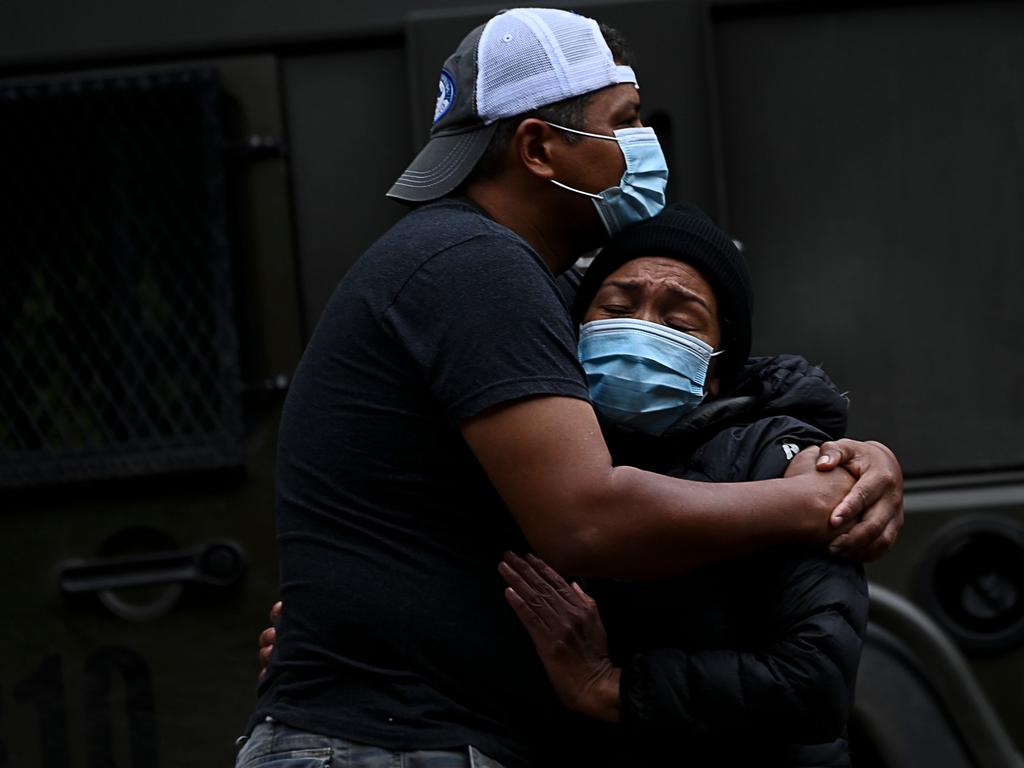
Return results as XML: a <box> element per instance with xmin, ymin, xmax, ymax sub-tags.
<box><xmin>499</xmin><ymin>203</ymin><xmax>867</xmax><ymax>767</ymax></box>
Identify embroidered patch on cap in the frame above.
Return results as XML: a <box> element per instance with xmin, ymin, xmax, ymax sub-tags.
<box><xmin>434</xmin><ymin>69</ymin><xmax>455</xmax><ymax>124</ymax></box>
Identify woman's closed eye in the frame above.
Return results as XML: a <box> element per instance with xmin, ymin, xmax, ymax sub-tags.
<box><xmin>666</xmin><ymin>322</ymin><xmax>697</xmax><ymax>333</ymax></box>
<box><xmin>599</xmin><ymin>304</ymin><xmax>635</xmax><ymax>317</ymax></box>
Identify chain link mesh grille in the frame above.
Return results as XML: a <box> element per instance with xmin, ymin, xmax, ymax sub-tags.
<box><xmin>0</xmin><ymin>68</ymin><xmax>243</xmax><ymax>487</ymax></box>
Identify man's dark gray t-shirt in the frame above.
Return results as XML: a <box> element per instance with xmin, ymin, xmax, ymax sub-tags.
<box><xmin>251</xmin><ymin>197</ymin><xmax>590</xmax><ymax>767</ymax></box>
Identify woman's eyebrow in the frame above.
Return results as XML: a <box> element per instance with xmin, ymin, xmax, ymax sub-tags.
<box><xmin>601</xmin><ymin>278</ymin><xmax>641</xmax><ymax>291</ymax></box>
<box><xmin>602</xmin><ymin>277</ymin><xmax>712</xmax><ymax>310</ymax></box>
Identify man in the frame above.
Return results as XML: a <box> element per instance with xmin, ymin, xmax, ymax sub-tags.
<box><xmin>236</xmin><ymin>9</ymin><xmax>902</xmax><ymax>768</ymax></box>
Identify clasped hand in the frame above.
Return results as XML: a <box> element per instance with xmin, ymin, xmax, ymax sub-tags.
<box><xmin>786</xmin><ymin>439</ymin><xmax>903</xmax><ymax>560</ymax></box>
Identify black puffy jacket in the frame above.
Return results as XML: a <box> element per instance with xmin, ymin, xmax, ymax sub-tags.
<box><xmin>577</xmin><ymin>355</ymin><xmax>869</xmax><ymax>768</ymax></box>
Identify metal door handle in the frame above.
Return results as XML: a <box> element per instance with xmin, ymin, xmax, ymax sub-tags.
<box><xmin>58</xmin><ymin>539</ymin><xmax>246</xmax><ymax>594</ymax></box>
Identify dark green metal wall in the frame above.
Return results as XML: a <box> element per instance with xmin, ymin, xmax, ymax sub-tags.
<box><xmin>1</xmin><ymin>1</ymin><xmax>1021</xmax><ymax>765</ymax></box>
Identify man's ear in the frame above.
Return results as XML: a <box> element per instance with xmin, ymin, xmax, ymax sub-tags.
<box><xmin>513</xmin><ymin>118</ymin><xmax>561</xmax><ymax>182</ymax></box>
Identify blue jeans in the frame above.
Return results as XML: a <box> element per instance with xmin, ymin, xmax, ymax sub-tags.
<box><xmin>235</xmin><ymin>719</ymin><xmax>509</xmax><ymax>768</ymax></box>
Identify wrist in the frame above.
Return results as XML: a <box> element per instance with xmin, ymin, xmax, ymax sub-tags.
<box><xmin>577</xmin><ymin>666</ymin><xmax>621</xmax><ymax>722</ymax></box>
<box><xmin>786</xmin><ymin>474</ymin><xmax>832</xmax><ymax>544</ymax></box>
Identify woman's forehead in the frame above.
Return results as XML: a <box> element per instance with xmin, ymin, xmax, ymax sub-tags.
<box><xmin>602</xmin><ymin>256</ymin><xmax>716</xmax><ymax>298</ymax></box>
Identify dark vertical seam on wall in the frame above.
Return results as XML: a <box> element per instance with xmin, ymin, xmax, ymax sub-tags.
<box><xmin>702</xmin><ymin>0</ymin><xmax>732</xmax><ymax>230</ymax></box>
<box><xmin>274</xmin><ymin>53</ymin><xmax>311</xmax><ymax>344</ymax></box>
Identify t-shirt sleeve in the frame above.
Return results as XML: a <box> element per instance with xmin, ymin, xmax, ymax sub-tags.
<box><xmin>382</xmin><ymin>233</ymin><xmax>590</xmax><ymax>424</ymax></box>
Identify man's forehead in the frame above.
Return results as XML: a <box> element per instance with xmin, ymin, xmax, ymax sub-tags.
<box><xmin>587</xmin><ymin>82</ymin><xmax>642</xmax><ymax>115</ymax></box>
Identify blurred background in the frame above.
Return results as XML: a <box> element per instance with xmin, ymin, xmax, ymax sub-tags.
<box><xmin>1</xmin><ymin>0</ymin><xmax>1021</xmax><ymax>765</ymax></box>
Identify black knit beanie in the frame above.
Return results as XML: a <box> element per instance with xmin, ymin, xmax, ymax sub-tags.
<box><xmin>571</xmin><ymin>203</ymin><xmax>753</xmax><ymax>386</ymax></box>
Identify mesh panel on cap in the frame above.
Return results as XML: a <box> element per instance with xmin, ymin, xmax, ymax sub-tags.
<box><xmin>476</xmin><ymin>8</ymin><xmax>635</xmax><ymax>123</ymax></box>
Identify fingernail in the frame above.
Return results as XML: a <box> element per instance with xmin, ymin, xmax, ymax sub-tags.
<box><xmin>817</xmin><ymin>455</ymin><xmax>830</xmax><ymax>466</ymax></box>
<box><xmin>832</xmin><ymin>514</ymin><xmax>844</xmax><ymax>526</ymax></box>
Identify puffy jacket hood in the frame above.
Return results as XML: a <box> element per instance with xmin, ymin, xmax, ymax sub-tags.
<box><xmin>602</xmin><ymin>354</ymin><xmax>848</xmax><ymax>461</ymax></box>
<box><xmin>676</xmin><ymin>353</ymin><xmax>848</xmax><ymax>440</ymax></box>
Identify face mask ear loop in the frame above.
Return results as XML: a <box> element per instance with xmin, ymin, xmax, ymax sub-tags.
<box><xmin>544</xmin><ymin>121</ymin><xmax>620</xmax><ymax>142</ymax></box>
<box><xmin>545</xmin><ymin>122</ymin><xmax>619</xmax><ymax>199</ymax></box>
<box><xmin>705</xmin><ymin>349</ymin><xmax>727</xmax><ymax>396</ymax></box>
<box><xmin>550</xmin><ymin>179</ymin><xmax>603</xmax><ymax>199</ymax></box>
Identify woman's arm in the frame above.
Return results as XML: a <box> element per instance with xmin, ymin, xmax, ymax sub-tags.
<box><xmin>499</xmin><ymin>550</ymin><xmax>868</xmax><ymax>742</ymax></box>
<box><xmin>619</xmin><ymin>554</ymin><xmax>867</xmax><ymax>742</ymax></box>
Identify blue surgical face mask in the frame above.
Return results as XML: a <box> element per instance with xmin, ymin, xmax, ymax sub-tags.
<box><xmin>545</xmin><ymin>122</ymin><xmax>669</xmax><ymax>237</ymax></box>
<box><xmin>578</xmin><ymin>318</ymin><xmax>724</xmax><ymax>436</ymax></box>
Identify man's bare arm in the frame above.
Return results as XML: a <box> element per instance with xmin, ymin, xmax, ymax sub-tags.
<box><xmin>461</xmin><ymin>396</ymin><xmax>863</xmax><ymax>579</ymax></box>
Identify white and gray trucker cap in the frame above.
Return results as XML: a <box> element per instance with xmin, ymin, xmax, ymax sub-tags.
<box><xmin>386</xmin><ymin>7</ymin><xmax>637</xmax><ymax>203</ymax></box>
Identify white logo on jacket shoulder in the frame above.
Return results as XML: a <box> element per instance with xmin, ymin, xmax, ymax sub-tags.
<box><xmin>782</xmin><ymin>442</ymin><xmax>800</xmax><ymax>461</ymax></box>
